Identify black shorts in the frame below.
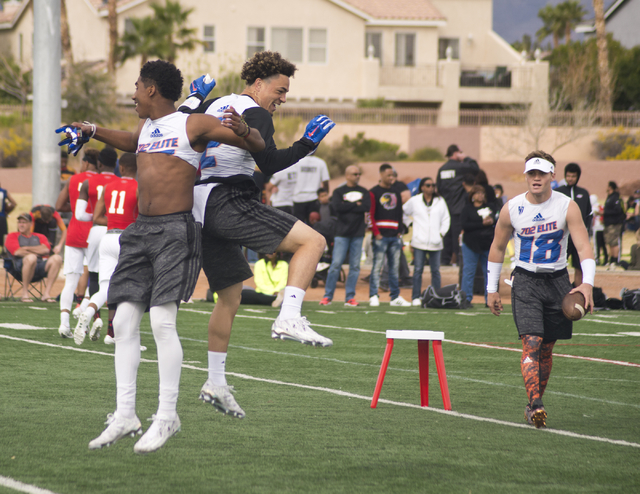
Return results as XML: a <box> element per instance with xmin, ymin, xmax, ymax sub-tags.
<box><xmin>511</xmin><ymin>267</ymin><xmax>573</xmax><ymax>340</ymax></box>
<box><xmin>11</xmin><ymin>257</ymin><xmax>47</xmax><ymax>281</ymax></box>
<box><xmin>108</xmin><ymin>212</ymin><xmax>202</xmax><ymax>307</ymax></box>
<box><xmin>201</xmin><ymin>183</ymin><xmax>297</xmax><ymax>292</ymax></box>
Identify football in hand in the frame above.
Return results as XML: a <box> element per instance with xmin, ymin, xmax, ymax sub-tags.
<box><xmin>562</xmin><ymin>291</ymin><xmax>586</xmax><ymax>321</ymax></box>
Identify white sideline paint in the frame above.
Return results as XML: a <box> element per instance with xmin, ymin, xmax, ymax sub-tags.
<box><xmin>0</xmin><ymin>475</ymin><xmax>60</xmax><ymax>494</ymax></box>
<box><xmin>1</xmin><ymin>333</ymin><xmax>639</xmax><ymax>450</ymax></box>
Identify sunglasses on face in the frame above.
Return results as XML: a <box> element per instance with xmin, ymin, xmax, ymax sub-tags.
<box><xmin>423</xmin><ymin>184</ymin><xmax>434</xmax><ymax>188</ymax></box>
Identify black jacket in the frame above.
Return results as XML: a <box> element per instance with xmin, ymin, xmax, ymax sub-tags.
<box><xmin>555</xmin><ymin>184</ymin><xmax>592</xmax><ymax>231</ymax></box>
<box><xmin>436</xmin><ymin>157</ymin><xmax>479</xmax><ymax>216</ymax></box>
<box><xmin>603</xmin><ymin>191</ymin><xmax>625</xmax><ymax>227</ymax></box>
<box><xmin>460</xmin><ymin>200</ymin><xmax>497</xmax><ymax>252</ymax></box>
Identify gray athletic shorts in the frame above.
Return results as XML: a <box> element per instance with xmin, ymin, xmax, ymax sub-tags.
<box><xmin>511</xmin><ymin>267</ymin><xmax>573</xmax><ymax>340</ymax></box>
<box><xmin>108</xmin><ymin>212</ymin><xmax>202</xmax><ymax>307</ymax></box>
<box><xmin>200</xmin><ymin>183</ymin><xmax>297</xmax><ymax>292</ymax></box>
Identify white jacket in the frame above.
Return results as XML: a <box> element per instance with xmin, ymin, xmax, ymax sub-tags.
<box><xmin>403</xmin><ymin>195</ymin><xmax>451</xmax><ymax>251</ymax></box>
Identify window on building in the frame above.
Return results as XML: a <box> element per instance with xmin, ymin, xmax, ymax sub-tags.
<box><xmin>19</xmin><ymin>33</ymin><xmax>23</xmax><ymax>62</ymax></box>
<box><xmin>308</xmin><ymin>28</ymin><xmax>327</xmax><ymax>63</ymax></box>
<box><xmin>272</xmin><ymin>28</ymin><xmax>303</xmax><ymax>62</ymax></box>
<box><xmin>247</xmin><ymin>27</ymin><xmax>265</xmax><ymax>58</ymax></box>
<box><xmin>438</xmin><ymin>38</ymin><xmax>460</xmax><ymax>60</ymax></box>
<box><xmin>365</xmin><ymin>32</ymin><xmax>382</xmax><ymax>60</ymax></box>
<box><xmin>203</xmin><ymin>25</ymin><xmax>215</xmax><ymax>53</ymax></box>
<box><xmin>124</xmin><ymin>18</ymin><xmax>134</xmax><ymax>34</ymax></box>
<box><xmin>395</xmin><ymin>33</ymin><xmax>415</xmax><ymax>66</ymax></box>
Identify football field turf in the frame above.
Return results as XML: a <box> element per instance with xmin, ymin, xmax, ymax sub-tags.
<box><xmin>1</xmin><ymin>301</ymin><xmax>639</xmax><ymax>493</ymax></box>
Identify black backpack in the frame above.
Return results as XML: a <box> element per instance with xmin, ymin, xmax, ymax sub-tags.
<box><xmin>621</xmin><ymin>288</ymin><xmax>640</xmax><ymax>310</ymax></box>
<box><xmin>421</xmin><ymin>284</ymin><xmax>471</xmax><ymax>309</ymax></box>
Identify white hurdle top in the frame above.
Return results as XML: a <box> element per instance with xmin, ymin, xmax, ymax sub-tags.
<box><xmin>386</xmin><ymin>330</ymin><xmax>444</xmax><ymax>341</ymax></box>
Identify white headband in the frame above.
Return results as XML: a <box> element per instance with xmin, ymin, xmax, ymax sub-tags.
<box><xmin>524</xmin><ymin>157</ymin><xmax>554</xmax><ymax>174</ymax></box>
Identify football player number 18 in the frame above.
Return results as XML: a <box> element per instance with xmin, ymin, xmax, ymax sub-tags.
<box><xmin>518</xmin><ymin>230</ymin><xmax>564</xmax><ymax>264</ymax></box>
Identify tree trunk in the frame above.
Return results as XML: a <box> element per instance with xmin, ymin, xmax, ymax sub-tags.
<box><xmin>60</xmin><ymin>0</ymin><xmax>74</xmax><ymax>71</ymax></box>
<box><xmin>593</xmin><ymin>0</ymin><xmax>612</xmax><ymax>121</ymax></box>
<box><xmin>107</xmin><ymin>0</ymin><xmax>118</xmax><ymax>74</ymax></box>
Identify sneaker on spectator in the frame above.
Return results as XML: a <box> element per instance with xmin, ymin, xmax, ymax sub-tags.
<box><xmin>369</xmin><ymin>295</ymin><xmax>380</xmax><ymax>307</ymax></box>
<box><xmin>390</xmin><ymin>296</ymin><xmax>411</xmax><ymax>307</ymax></box>
<box><xmin>412</xmin><ymin>298</ymin><xmax>422</xmax><ymax>306</ymax></box>
<box><xmin>344</xmin><ymin>299</ymin><xmax>359</xmax><ymax>307</ymax></box>
<box><xmin>319</xmin><ymin>297</ymin><xmax>331</xmax><ymax>306</ymax></box>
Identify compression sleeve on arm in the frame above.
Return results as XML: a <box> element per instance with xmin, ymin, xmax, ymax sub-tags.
<box><xmin>486</xmin><ymin>261</ymin><xmax>503</xmax><ymax>293</ymax></box>
<box><xmin>75</xmin><ymin>199</ymin><xmax>93</xmax><ymax>222</ymax></box>
<box><xmin>580</xmin><ymin>258</ymin><xmax>596</xmax><ymax>286</ymax></box>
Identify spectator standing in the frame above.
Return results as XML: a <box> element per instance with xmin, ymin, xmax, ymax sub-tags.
<box><xmin>267</xmin><ymin>168</ymin><xmax>297</xmax><ymax>215</ymax></box>
<box><xmin>460</xmin><ymin>185</ymin><xmax>497</xmax><ymax>305</ymax></box>
<box><xmin>292</xmin><ymin>155</ymin><xmax>330</xmax><ymax>224</ymax></box>
<box><xmin>603</xmin><ymin>181</ymin><xmax>626</xmax><ymax>268</ymax></box>
<box><xmin>0</xmin><ymin>181</ymin><xmax>17</xmax><ymax>251</ymax></box>
<box><xmin>555</xmin><ymin>163</ymin><xmax>592</xmax><ymax>285</ymax></box>
<box><xmin>319</xmin><ymin>165</ymin><xmax>370</xmax><ymax>307</ymax></box>
<box><xmin>369</xmin><ymin>164</ymin><xmax>411</xmax><ymax>307</ymax></box>
<box><xmin>5</xmin><ymin>213</ymin><xmax>62</xmax><ymax>302</ymax></box>
<box><xmin>494</xmin><ymin>184</ymin><xmax>507</xmax><ymax>206</ymax></box>
<box><xmin>590</xmin><ymin>194</ymin><xmax>607</xmax><ymax>265</ymax></box>
<box><xmin>403</xmin><ymin>177</ymin><xmax>450</xmax><ymax>306</ymax></box>
<box><xmin>628</xmin><ymin>229</ymin><xmax>640</xmax><ymax>270</ymax></box>
<box><xmin>436</xmin><ymin>144</ymin><xmax>479</xmax><ymax>266</ymax></box>
<box><xmin>625</xmin><ymin>189</ymin><xmax>640</xmax><ymax>232</ymax></box>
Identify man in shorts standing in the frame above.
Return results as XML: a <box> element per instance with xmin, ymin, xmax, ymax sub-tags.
<box><xmin>486</xmin><ymin>151</ymin><xmax>594</xmax><ymax>428</ymax></box>
<box><xmin>59</xmin><ymin>60</ymin><xmax>264</xmax><ymax>453</ymax></box>
<box><xmin>183</xmin><ymin>51</ymin><xmax>335</xmax><ymax>420</ymax></box>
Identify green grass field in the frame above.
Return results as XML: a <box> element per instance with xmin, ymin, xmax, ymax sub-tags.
<box><xmin>1</xmin><ymin>301</ymin><xmax>639</xmax><ymax>493</ymax></box>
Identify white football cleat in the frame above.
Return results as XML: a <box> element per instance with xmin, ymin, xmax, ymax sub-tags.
<box><xmin>72</xmin><ymin>306</ymin><xmax>82</xmax><ymax>320</ymax></box>
<box><xmin>369</xmin><ymin>295</ymin><xmax>380</xmax><ymax>307</ymax></box>
<box><xmin>133</xmin><ymin>415</ymin><xmax>181</xmax><ymax>454</ymax></box>
<box><xmin>104</xmin><ymin>335</ymin><xmax>115</xmax><ymax>345</ymax></box>
<box><xmin>88</xmin><ymin>412</ymin><xmax>142</xmax><ymax>450</ymax></box>
<box><xmin>90</xmin><ymin>318</ymin><xmax>103</xmax><ymax>341</ymax></box>
<box><xmin>74</xmin><ymin>312</ymin><xmax>90</xmax><ymax>345</ymax></box>
<box><xmin>58</xmin><ymin>324</ymin><xmax>72</xmax><ymax>339</ymax></box>
<box><xmin>271</xmin><ymin>316</ymin><xmax>333</xmax><ymax>347</ymax></box>
<box><xmin>199</xmin><ymin>380</ymin><xmax>245</xmax><ymax>418</ymax></box>
<box><xmin>390</xmin><ymin>296</ymin><xmax>411</xmax><ymax>307</ymax></box>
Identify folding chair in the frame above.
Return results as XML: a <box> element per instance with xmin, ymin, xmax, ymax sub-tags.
<box><xmin>3</xmin><ymin>256</ymin><xmax>46</xmax><ymax>301</ymax></box>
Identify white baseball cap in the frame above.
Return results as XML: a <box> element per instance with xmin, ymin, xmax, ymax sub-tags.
<box><xmin>524</xmin><ymin>157</ymin><xmax>554</xmax><ymax>174</ymax></box>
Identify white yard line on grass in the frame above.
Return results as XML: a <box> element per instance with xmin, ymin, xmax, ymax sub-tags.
<box><xmin>1</xmin><ymin>333</ymin><xmax>639</xmax><ymax>450</ymax></box>
<box><xmin>0</xmin><ymin>475</ymin><xmax>60</xmax><ymax>494</ymax></box>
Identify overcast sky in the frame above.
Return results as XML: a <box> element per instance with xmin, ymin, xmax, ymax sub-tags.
<box><xmin>492</xmin><ymin>0</ymin><xmax>618</xmax><ymax>44</ymax></box>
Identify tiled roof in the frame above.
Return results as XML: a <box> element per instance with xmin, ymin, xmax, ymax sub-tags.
<box><xmin>339</xmin><ymin>0</ymin><xmax>445</xmax><ymax>21</ymax></box>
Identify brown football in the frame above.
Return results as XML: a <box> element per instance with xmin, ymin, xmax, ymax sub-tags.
<box><xmin>562</xmin><ymin>291</ymin><xmax>586</xmax><ymax>321</ymax></box>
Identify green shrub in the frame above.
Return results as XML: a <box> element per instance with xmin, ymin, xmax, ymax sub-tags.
<box><xmin>410</xmin><ymin>146</ymin><xmax>444</xmax><ymax>161</ymax></box>
<box><xmin>593</xmin><ymin>126</ymin><xmax>639</xmax><ymax>159</ymax></box>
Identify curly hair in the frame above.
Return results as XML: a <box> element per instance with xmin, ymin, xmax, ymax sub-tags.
<box><xmin>240</xmin><ymin>51</ymin><xmax>297</xmax><ymax>85</ymax></box>
<box><xmin>524</xmin><ymin>150</ymin><xmax>556</xmax><ymax>166</ymax></box>
<box><xmin>139</xmin><ymin>60</ymin><xmax>184</xmax><ymax>102</ymax></box>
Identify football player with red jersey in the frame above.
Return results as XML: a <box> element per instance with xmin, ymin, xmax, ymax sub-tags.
<box><xmin>75</xmin><ymin>153</ymin><xmax>139</xmax><ymax>345</ymax></box>
<box><xmin>56</xmin><ymin>149</ymin><xmax>99</xmax><ymax>338</ymax></box>
<box><xmin>74</xmin><ymin>148</ymin><xmax>119</xmax><ymax>342</ymax></box>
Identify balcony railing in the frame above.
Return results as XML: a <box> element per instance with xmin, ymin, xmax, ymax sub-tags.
<box><xmin>379</xmin><ymin>65</ymin><xmax>439</xmax><ymax>87</ymax></box>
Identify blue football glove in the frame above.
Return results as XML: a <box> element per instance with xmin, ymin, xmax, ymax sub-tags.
<box><xmin>302</xmin><ymin>115</ymin><xmax>335</xmax><ymax>146</ymax></box>
<box><xmin>55</xmin><ymin>125</ymin><xmax>91</xmax><ymax>156</ymax></box>
<box><xmin>189</xmin><ymin>74</ymin><xmax>216</xmax><ymax>100</ymax></box>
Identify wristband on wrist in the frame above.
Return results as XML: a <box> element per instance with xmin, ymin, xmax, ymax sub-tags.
<box><xmin>580</xmin><ymin>258</ymin><xmax>596</xmax><ymax>286</ymax></box>
<box><xmin>83</xmin><ymin>121</ymin><xmax>96</xmax><ymax>138</ymax></box>
<box><xmin>486</xmin><ymin>261</ymin><xmax>503</xmax><ymax>293</ymax></box>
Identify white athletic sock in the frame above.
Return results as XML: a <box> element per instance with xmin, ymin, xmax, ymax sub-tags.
<box><xmin>79</xmin><ymin>291</ymin><xmax>91</xmax><ymax>312</ymax></box>
<box><xmin>61</xmin><ymin>311</ymin><xmax>70</xmax><ymax>327</ymax></box>
<box><xmin>150</xmin><ymin>303</ymin><xmax>181</xmax><ymax>421</ymax></box>
<box><xmin>208</xmin><ymin>351</ymin><xmax>227</xmax><ymax>386</ymax></box>
<box><xmin>60</xmin><ymin>272</ymin><xmax>81</xmax><ymax>316</ymax></box>
<box><xmin>84</xmin><ymin>306</ymin><xmax>96</xmax><ymax>320</ymax></box>
<box><xmin>114</xmin><ymin>301</ymin><xmax>144</xmax><ymax>420</ymax></box>
<box><xmin>278</xmin><ymin>286</ymin><xmax>305</xmax><ymax>320</ymax></box>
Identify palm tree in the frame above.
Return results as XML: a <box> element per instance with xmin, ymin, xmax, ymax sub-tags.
<box><xmin>537</xmin><ymin>4</ymin><xmax>564</xmax><ymax>49</ymax></box>
<box><xmin>107</xmin><ymin>0</ymin><xmax>118</xmax><ymax>74</ymax></box>
<box><xmin>593</xmin><ymin>0</ymin><xmax>612</xmax><ymax>116</ymax></box>
<box><xmin>558</xmin><ymin>0</ymin><xmax>587</xmax><ymax>44</ymax></box>
<box><xmin>118</xmin><ymin>0</ymin><xmax>199</xmax><ymax>67</ymax></box>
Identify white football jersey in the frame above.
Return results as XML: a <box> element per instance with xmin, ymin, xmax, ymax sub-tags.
<box><xmin>137</xmin><ymin>112</ymin><xmax>202</xmax><ymax>168</ymax></box>
<box><xmin>508</xmin><ymin>191</ymin><xmax>571</xmax><ymax>273</ymax></box>
<box><xmin>199</xmin><ymin>94</ymin><xmax>258</xmax><ymax>179</ymax></box>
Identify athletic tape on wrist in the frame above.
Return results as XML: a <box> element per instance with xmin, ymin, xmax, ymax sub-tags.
<box><xmin>580</xmin><ymin>258</ymin><xmax>596</xmax><ymax>286</ymax></box>
<box><xmin>486</xmin><ymin>261</ymin><xmax>503</xmax><ymax>293</ymax></box>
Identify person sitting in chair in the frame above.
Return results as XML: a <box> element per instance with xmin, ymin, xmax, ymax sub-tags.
<box><xmin>5</xmin><ymin>213</ymin><xmax>62</xmax><ymax>302</ymax></box>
